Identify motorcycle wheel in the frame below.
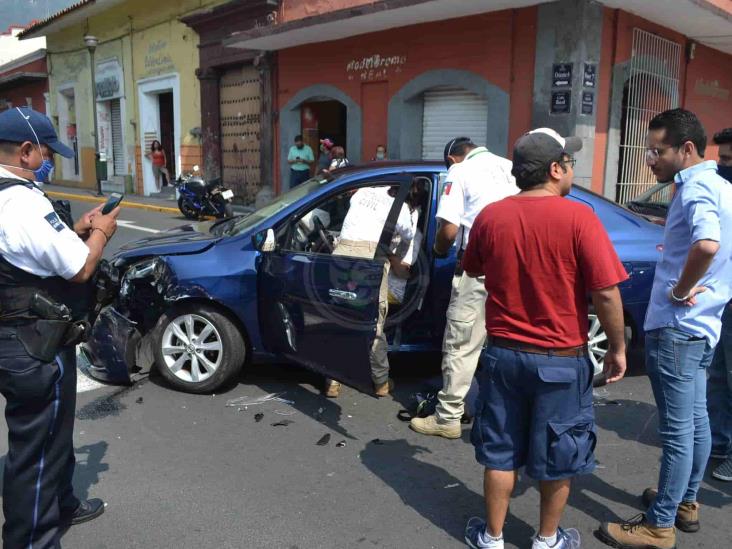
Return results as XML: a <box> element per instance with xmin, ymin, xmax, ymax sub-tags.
<box><xmin>223</xmin><ymin>203</ymin><xmax>234</xmax><ymax>218</ymax></box>
<box><xmin>178</xmin><ymin>196</ymin><xmax>199</xmax><ymax>220</ymax></box>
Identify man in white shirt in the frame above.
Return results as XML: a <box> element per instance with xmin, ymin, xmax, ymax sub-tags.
<box><xmin>0</xmin><ymin>107</ymin><xmax>119</xmax><ymax>548</ymax></box>
<box><xmin>325</xmin><ymin>185</ymin><xmax>416</xmax><ymax>398</ymax></box>
<box><xmin>411</xmin><ymin>137</ymin><xmax>518</xmax><ymax>439</ymax></box>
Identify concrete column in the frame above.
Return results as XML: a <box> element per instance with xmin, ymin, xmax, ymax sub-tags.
<box><xmin>531</xmin><ymin>0</ymin><xmax>604</xmax><ymax>188</ymax></box>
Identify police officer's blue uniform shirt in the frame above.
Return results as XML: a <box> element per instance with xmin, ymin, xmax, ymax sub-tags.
<box><xmin>0</xmin><ymin>166</ymin><xmax>89</xmax><ymax>279</ymax></box>
<box><xmin>644</xmin><ymin>160</ymin><xmax>732</xmax><ymax>346</ymax></box>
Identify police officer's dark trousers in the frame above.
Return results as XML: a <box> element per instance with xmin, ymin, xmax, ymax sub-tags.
<box><xmin>0</xmin><ymin>329</ymin><xmax>79</xmax><ymax>549</ymax></box>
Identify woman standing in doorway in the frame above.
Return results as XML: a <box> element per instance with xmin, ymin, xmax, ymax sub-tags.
<box><xmin>146</xmin><ymin>140</ymin><xmax>170</xmax><ymax>192</ymax></box>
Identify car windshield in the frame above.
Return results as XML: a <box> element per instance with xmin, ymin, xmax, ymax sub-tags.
<box><xmin>225</xmin><ymin>175</ymin><xmax>332</xmax><ymax>236</ymax></box>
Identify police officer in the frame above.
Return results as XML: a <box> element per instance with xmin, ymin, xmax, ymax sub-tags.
<box><xmin>324</xmin><ymin>183</ymin><xmax>416</xmax><ymax>398</ymax></box>
<box><xmin>0</xmin><ymin>107</ymin><xmax>119</xmax><ymax>548</ymax></box>
<box><xmin>410</xmin><ymin>137</ymin><xmax>517</xmax><ymax>439</ymax></box>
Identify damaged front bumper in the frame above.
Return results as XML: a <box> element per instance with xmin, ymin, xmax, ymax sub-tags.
<box><xmin>82</xmin><ymin>305</ymin><xmax>156</xmax><ymax>385</ymax></box>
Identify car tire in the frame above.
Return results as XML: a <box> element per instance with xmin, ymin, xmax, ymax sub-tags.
<box><xmin>178</xmin><ymin>196</ymin><xmax>199</xmax><ymax>220</ymax></box>
<box><xmin>588</xmin><ymin>310</ymin><xmax>632</xmax><ymax>387</ymax></box>
<box><xmin>153</xmin><ymin>303</ymin><xmax>246</xmax><ymax>394</ymax></box>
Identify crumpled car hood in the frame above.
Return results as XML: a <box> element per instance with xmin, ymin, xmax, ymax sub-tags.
<box><xmin>115</xmin><ymin>221</ymin><xmax>221</xmax><ymax>259</ymax></box>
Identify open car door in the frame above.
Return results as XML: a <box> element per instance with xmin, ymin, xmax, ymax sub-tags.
<box><xmin>257</xmin><ymin>174</ymin><xmax>413</xmax><ymax>393</ymax></box>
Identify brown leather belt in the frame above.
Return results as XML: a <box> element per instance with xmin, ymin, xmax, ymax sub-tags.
<box><xmin>492</xmin><ymin>337</ymin><xmax>588</xmax><ymax>357</ymax></box>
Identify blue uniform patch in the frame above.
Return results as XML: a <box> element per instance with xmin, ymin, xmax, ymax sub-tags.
<box><xmin>44</xmin><ymin>212</ymin><xmax>65</xmax><ymax>232</ymax></box>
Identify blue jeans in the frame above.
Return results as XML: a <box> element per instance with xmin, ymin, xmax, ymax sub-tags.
<box><xmin>708</xmin><ymin>306</ymin><xmax>732</xmax><ymax>456</ymax></box>
<box><xmin>645</xmin><ymin>327</ymin><xmax>716</xmax><ymax>528</ymax></box>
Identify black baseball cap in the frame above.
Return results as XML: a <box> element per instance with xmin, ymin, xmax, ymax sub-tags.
<box><xmin>0</xmin><ymin>107</ymin><xmax>74</xmax><ymax>158</ymax></box>
<box><xmin>511</xmin><ymin>128</ymin><xmax>582</xmax><ymax>178</ymax></box>
<box><xmin>443</xmin><ymin>136</ymin><xmax>474</xmax><ymax>169</ymax></box>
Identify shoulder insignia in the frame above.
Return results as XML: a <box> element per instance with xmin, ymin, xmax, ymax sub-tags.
<box><xmin>44</xmin><ymin>212</ymin><xmax>66</xmax><ymax>232</ymax></box>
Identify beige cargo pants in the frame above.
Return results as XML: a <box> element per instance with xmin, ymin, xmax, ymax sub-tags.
<box><xmin>434</xmin><ymin>271</ymin><xmax>488</xmax><ymax>424</ymax></box>
<box><xmin>332</xmin><ymin>239</ymin><xmax>391</xmax><ymax>385</ymax></box>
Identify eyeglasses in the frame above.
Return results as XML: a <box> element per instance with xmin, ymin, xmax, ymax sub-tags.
<box><xmin>560</xmin><ymin>157</ymin><xmax>576</xmax><ymax>168</ymax></box>
<box><xmin>645</xmin><ymin>145</ymin><xmax>679</xmax><ymax>164</ymax></box>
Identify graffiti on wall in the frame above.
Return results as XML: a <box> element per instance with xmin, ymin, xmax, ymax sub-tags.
<box><xmin>143</xmin><ymin>40</ymin><xmax>174</xmax><ymax>76</ymax></box>
<box><xmin>56</xmin><ymin>53</ymin><xmax>87</xmax><ymax>81</ymax></box>
<box><xmin>346</xmin><ymin>53</ymin><xmax>407</xmax><ymax>82</ymax></box>
<box><xmin>694</xmin><ymin>79</ymin><xmax>730</xmax><ymax>101</ymax></box>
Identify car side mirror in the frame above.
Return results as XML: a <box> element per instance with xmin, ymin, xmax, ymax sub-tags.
<box><xmin>253</xmin><ymin>228</ymin><xmax>276</xmax><ymax>252</ymax></box>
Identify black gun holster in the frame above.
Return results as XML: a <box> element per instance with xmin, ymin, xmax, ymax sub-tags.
<box><xmin>15</xmin><ymin>320</ymin><xmax>90</xmax><ymax>363</ymax></box>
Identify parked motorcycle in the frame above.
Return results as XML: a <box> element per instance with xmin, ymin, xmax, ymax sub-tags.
<box><xmin>173</xmin><ymin>166</ymin><xmax>235</xmax><ymax>219</ymax></box>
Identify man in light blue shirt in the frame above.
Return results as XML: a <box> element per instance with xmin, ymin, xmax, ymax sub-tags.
<box><xmin>287</xmin><ymin>134</ymin><xmax>314</xmax><ymax>188</ymax></box>
<box><xmin>601</xmin><ymin>109</ymin><xmax>732</xmax><ymax>549</ymax></box>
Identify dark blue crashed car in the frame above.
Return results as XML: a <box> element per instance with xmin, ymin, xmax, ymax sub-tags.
<box><xmin>84</xmin><ymin>162</ymin><xmax>664</xmax><ymax>394</ymax></box>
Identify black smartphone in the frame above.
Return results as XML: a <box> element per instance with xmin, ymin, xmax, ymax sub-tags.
<box><xmin>101</xmin><ymin>192</ymin><xmax>124</xmax><ymax>215</ymax></box>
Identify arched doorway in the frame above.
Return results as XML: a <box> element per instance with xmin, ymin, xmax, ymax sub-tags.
<box><xmin>279</xmin><ymin>85</ymin><xmax>362</xmax><ymax>191</ymax></box>
<box><xmin>387</xmin><ymin>69</ymin><xmax>509</xmax><ymax>160</ymax></box>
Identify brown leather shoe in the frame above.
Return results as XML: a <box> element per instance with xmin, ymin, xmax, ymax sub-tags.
<box><xmin>642</xmin><ymin>487</ymin><xmax>699</xmax><ymax>532</ymax></box>
<box><xmin>374</xmin><ymin>378</ymin><xmax>394</xmax><ymax>397</ymax></box>
<box><xmin>598</xmin><ymin>513</ymin><xmax>676</xmax><ymax>549</ymax></box>
<box><xmin>324</xmin><ymin>380</ymin><xmax>341</xmax><ymax>398</ymax></box>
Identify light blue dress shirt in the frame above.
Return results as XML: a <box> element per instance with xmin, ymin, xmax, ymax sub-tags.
<box><xmin>644</xmin><ymin>160</ymin><xmax>732</xmax><ymax>346</ymax></box>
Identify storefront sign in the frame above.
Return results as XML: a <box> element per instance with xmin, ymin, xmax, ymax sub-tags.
<box><xmin>551</xmin><ymin>91</ymin><xmax>571</xmax><ymax>114</ymax></box>
<box><xmin>583</xmin><ymin>63</ymin><xmax>596</xmax><ymax>88</ymax></box>
<box><xmin>552</xmin><ymin>63</ymin><xmax>573</xmax><ymax>88</ymax></box>
<box><xmin>95</xmin><ymin>59</ymin><xmax>123</xmax><ymax>100</ymax></box>
<box><xmin>346</xmin><ymin>53</ymin><xmax>407</xmax><ymax>82</ymax></box>
<box><xmin>581</xmin><ymin>91</ymin><xmax>594</xmax><ymax>115</ymax></box>
<box><xmin>694</xmin><ymin>78</ymin><xmax>730</xmax><ymax>100</ymax></box>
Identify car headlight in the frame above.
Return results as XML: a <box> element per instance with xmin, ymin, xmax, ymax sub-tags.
<box><xmin>120</xmin><ymin>258</ymin><xmax>166</xmax><ymax>298</ymax></box>
<box><xmin>124</xmin><ymin>258</ymin><xmax>164</xmax><ymax>281</ymax></box>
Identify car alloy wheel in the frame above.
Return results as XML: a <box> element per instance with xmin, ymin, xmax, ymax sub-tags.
<box><xmin>587</xmin><ymin>313</ymin><xmax>608</xmax><ymax>380</ymax></box>
<box><xmin>161</xmin><ymin>313</ymin><xmax>223</xmax><ymax>383</ymax></box>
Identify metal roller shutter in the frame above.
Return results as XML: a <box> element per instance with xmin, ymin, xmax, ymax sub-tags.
<box><xmin>220</xmin><ymin>65</ymin><xmax>261</xmax><ymax>205</ymax></box>
<box><xmin>110</xmin><ymin>99</ymin><xmax>125</xmax><ymax>175</ymax></box>
<box><xmin>421</xmin><ymin>87</ymin><xmax>488</xmax><ymax>160</ymax></box>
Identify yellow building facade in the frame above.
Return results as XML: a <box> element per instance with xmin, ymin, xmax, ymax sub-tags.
<box><xmin>26</xmin><ymin>0</ymin><xmax>228</xmax><ymax>194</ymax></box>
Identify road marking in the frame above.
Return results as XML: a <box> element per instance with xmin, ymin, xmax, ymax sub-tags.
<box><xmin>45</xmin><ymin>190</ymin><xmax>180</xmax><ymax>215</ymax></box>
<box><xmin>117</xmin><ymin>220</ymin><xmax>161</xmax><ymax>234</ymax></box>
<box><xmin>76</xmin><ymin>347</ymin><xmax>109</xmax><ymax>393</ymax></box>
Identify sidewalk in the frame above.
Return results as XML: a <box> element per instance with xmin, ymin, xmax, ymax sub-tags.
<box><xmin>44</xmin><ymin>183</ymin><xmax>180</xmax><ymax>214</ymax></box>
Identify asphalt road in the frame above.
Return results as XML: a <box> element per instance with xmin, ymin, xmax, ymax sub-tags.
<box><xmin>0</xmin><ymin>199</ymin><xmax>729</xmax><ymax>548</ymax></box>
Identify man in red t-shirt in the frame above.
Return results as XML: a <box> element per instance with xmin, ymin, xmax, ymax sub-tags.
<box><xmin>461</xmin><ymin>128</ymin><xmax>628</xmax><ymax>549</ymax></box>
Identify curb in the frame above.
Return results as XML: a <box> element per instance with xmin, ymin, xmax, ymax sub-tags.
<box><xmin>46</xmin><ymin>191</ymin><xmax>181</xmax><ymax>215</ymax></box>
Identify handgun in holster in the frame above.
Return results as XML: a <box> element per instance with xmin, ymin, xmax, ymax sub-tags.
<box><xmin>15</xmin><ymin>293</ymin><xmax>90</xmax><ymax>363</ymax></box>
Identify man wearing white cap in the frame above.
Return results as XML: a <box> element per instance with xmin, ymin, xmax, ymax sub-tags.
<box><xmin>462</xmin><ymin>128</ymin><xmax>627</xmax><ymax>549</ymax></box>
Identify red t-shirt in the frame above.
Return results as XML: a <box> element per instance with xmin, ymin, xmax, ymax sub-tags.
<box><xmin>462</xmin><ymin>195</ymin><xmax>628</xmax><ymax>348</ymax></box>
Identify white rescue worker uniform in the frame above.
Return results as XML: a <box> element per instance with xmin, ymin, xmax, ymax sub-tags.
<box><xmin>333</xmin><ymin>186</ymin><xmax>414</xmax><ymax>388</ymax></box>
<box><xmin>433</xmin><ymin>146</ymin><xmax>517</xmax><ymax>425</ymax></box>
<box><xmin>0</xmin><ymin>107</ymin><xmax>104</xmax><ymax>548</ymax></box>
